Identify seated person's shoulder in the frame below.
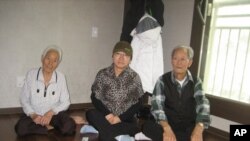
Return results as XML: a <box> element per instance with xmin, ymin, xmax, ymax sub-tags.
<box><xmin>26</xmin><ymin>68</ymin><xmax>40</xmax><ymax>76</ymax></box>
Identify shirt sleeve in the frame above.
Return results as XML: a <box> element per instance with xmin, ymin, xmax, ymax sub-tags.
<box><xmin>119</xmin><ymin>71</ymin><xmax>144</xmax><ymax>121</ymax></box>
<box><xmin>20</xmin><ymin>71</ymin><xmax>35</xmax><ymax>116</ymax></box>
<box><xmin>119</xmin><ymin>95</ymin><xmax>143</xmax><ymax>121</ymax></box>
<box><xmin>151</xmin><ymin>77</ymin><xmax>167</xmax><ymax>122</ymax></box>
<box><xmin>91</xmin><ymin>92</ymin><xmax>111</xmax><ymax>115</ymax></box>
<box><xmin>90</xmin><ymin>71</ymin><xmax>112</xmax><ymax>115</ymax></box>
<box><xmin>194</xmin><ymin>78</ymin><xmax>211</xmax><ymax>128</ymax></box>
<box><xmin>52</xmin><ymin>74</ymin><xmax>70</xmax><ymax>114</ymax></box>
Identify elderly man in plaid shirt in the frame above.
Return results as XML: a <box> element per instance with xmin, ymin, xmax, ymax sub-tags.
<box><xmin>142</xmin><ymin>45</ymin><xmax>211</xmax><ymax>141</ymax></box>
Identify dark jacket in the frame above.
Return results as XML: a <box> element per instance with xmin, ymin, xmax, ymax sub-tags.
<box><xmin>162</xmin><ymin>72</ymin><xmax>197</xmax><ymax>130</ymax></box>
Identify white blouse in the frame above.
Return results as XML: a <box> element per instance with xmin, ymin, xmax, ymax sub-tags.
<box><xmin>20</xmin><ymin>68</ymin><xmax>70</xmax><ymax>116</ymax></box>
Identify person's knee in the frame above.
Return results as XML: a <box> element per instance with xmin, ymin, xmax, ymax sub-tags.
<box><xmin>15</xmin><ymin>119</ymin><xmax>30</xmax><ymax>136</ymax></box>
<box><xmin>86</xmin><ymin>109</ymin><xmax>97</xmax><ymax>121</ymax></box>
<box><xmin>61</xmin><ymin>118</ymin><xmax>76</xmax><ymax>135</ymax></box>
<box><xmin>142</xmin><ymin>120</ymin><xmax>163</xmax><ymax>141</ymax></box>
<box><xmin>15</xmin><ymin>122</ymin><xmax>25</xmax><ymax>136</ymax></box>
<box><xmin>142</xmin><ymin>120</ymin><xmax>153</xmax><ymax>133</ymax></box>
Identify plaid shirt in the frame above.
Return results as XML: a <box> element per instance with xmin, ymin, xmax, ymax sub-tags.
<box><xmin>151</xmin><ymin>70</ymin><xmax>211</xmax><ymax>128</ymax></box>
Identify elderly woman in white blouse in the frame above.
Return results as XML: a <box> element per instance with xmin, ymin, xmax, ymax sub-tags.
<box><xmin>15</xmin><ymin>45</ymin><xmax>76</xmax><ymax>136</ymax></box>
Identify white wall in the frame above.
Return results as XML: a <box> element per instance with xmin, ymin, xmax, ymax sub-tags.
<box><xmin>0</xmin><ymin>0</ymin><xmax>124</xmax><ymax>108</ymax></box>
<box><xmin>162</xmin><ymin>0</ymin><xmax>195</xmax><ymax>72</ymax></box>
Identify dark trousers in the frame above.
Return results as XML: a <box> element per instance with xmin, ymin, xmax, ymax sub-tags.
<box><xmin>142</xmin><ymin>120</ymin><xmax>195</xmax><ymax>141</ymax></box>
<box><xmin>15</xmin><ymin>111</ymin><xmax>76</xmax><ymax>136</ymax></box>
<box><xmin>86</xmin><ymin>109</ymin><xmax>140</xmax><ymax>141</ymax></box>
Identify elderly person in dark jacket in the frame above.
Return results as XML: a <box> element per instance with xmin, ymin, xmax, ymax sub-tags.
<box><xmin>142</xmin><ymin>45</ymin><xmax>211</xmax><ymax>141</ymax></box>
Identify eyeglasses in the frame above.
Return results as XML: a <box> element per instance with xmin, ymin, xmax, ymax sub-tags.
<box><xmin>114</xmin><ymin>52</ymin><xmax>130</xmax><ymax>58</ymax></box>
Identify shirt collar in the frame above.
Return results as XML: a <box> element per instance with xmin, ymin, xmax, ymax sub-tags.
<box><xmin>37</xmin><ymin>67</ymin><xmax>57</xmax><ymax>83</ymax></box>
<box><xmin>109</xmin><ymin>63</ymin><xmax>130</xmax><ymax>77</ymax></box>
<box><xmin>171</xmin><ymin>70</ymin><xmax>194</xmax><ymax>84</ymax></box>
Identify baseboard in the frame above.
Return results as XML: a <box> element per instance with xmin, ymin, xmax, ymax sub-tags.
<box><xmin>205</xmin><ymin>126</ymin><xmax>229</xmax><ymax>140</ymax></box>
<box><xmin>69</xmin><ymin>103</ymin><xmax>94</xmax><ymax>110</ymax></box>
<box><xmin>0</xmin><ymin>103</ymin><xmax>93</xmax><ymax>115</ymax></box>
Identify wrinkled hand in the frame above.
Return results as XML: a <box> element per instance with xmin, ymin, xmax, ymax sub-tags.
<box><xmin>105</xmin><ymin>114</ymin><xmax>121</xmax><ymax>124</ymax></box>
<box><xmin>162</xmin><ymin>126</ymin><xmax>176</xmax><ymax>141</ymax></box>
<box><xmin>31</xmin><ymin>113</ymin><xmax>42</xmax><ymax>125</ymax></box>
<box><xmin>111</xmin><ymin>116</ymin><xmax>121</xmax><ymax>124</ymax></box>
<box><xmin>191</xmin><ymin>124</ymin><xmax>204</xmax><ymax>141</ymax></box>
<box><xmin>105</xmin><ymin>113</ymin><xmax>115</xmax><ymax>124</ymax></box>
<box><xmin>40</xmin><ymin>110</ymin><xmax>54</xmax><ymax>126</ymax></box>
<box><xmin>160</xmin><ymin>121</ymin><xmax>176</xmax><ymax>141</ymax></box>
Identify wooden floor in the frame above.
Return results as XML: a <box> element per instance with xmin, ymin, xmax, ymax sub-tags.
<box><xmin>0</xmin><ymin>109</ymin><xmax>229</xmax><ymax>141</ymax></box>
<box><xmin>0</xmin><ymin>110</ymin><xmax>99</xmax><ymax>141</ymax></box>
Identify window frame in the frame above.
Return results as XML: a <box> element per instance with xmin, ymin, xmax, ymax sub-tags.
<box><xmin>190</xmin><ymin>0</ymin><xmax>250</xmax><ymax>124</ymax></box>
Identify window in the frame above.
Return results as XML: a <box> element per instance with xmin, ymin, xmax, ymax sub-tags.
<box><xmin>201</xmin><ymin>0</ymin><xmax>250</xmax><ymax>104</ymax></box>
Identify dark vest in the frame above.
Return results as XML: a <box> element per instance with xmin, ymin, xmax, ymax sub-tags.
<box><xmin>162</xmin><ymin>72</ymin><xmax>196</xmax><ymax>130</ymax></box>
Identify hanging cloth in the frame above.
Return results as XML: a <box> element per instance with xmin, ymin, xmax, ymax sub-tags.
<box><xmin>120</xmin><ymin>0</ymin><xmax>164</xmax><ymax>43</ymax></box>
<box><xmin>130</xmin><ymin>13</ymin><xmax>164</xmax><ymax>93</ymax></box>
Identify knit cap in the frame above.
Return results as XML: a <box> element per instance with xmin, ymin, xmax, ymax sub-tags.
<box><xmin>113</xmin><ymin>41</ymin><xmax>133</xmax><ymax>58</ymax></box>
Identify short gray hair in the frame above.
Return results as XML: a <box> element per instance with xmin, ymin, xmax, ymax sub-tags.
<box><xmin>171</xmin><ymin>45</ymin><xmax>194</xmax><ymax>60</ymax></box>
<box><xmin>41</xmin><ymin>45</ymin><xmax>62</xmax><ymax>63</ymax></box>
